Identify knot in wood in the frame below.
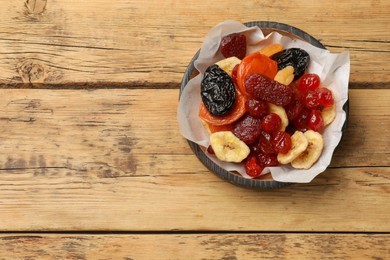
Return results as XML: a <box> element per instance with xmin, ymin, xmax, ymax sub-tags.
<box><xmin>25</xmin><ymin>0</ymin><xmax>47</xmax><ymax>15</ymax></box>
<box><xmin>18</xmin><ymin>60</ymin><xmax>47</xmax><ymax>84</ymax></box>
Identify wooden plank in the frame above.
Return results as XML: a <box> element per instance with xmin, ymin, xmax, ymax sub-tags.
<box><xmin>0</xmin><ymin>89</ymin><xmax>388</xmax><ymax>169</ymax></box>
<box><xmin>0</xmin><ymin>166</ymin><xmax>388</xmax><ymax>232</ymax></box>
<box><xmin>0</xmin><ymin>1</ymin><xmax>388</xmax><ymax>86</ymax></box>
<box><xmin>0</xmin><ymin>234</ymin><xmax>388</xmax><ymax>259</ymax></box>
<box><xmin>0</xmin><ymin>88</ymin><xmax>388</xmax><ymax>232</ymax></box>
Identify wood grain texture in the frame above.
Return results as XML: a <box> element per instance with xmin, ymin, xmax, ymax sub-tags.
<box><xmin>0</xmin><ymin>0</ymin><xmax>388</xmax><ymax>87</ymax></box>
<box><xmin>0</xmin><ymin>89</ymin><xmax>388</xmax><ymax>232</ymax></box>
<box><xmin>0</xmin><ymin>234</ymin><xmax>388</xmax><ymax>260</ymax></box>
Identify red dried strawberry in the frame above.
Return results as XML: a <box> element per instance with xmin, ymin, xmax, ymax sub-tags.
<box><xmin>232</xmin><ymin>114</ymin><xmax>262</xmax><ymax>144</ymax></box>
<box><xmin>220</xmin><ymin>33</ymin><xmax>247</xmax><ymax>59</ymax></box>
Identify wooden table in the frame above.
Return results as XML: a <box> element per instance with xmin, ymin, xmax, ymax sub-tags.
<box><xmin>0</xmin><ymin>0</ymin><xmax>389</xmax><ymax>259</ymax></box>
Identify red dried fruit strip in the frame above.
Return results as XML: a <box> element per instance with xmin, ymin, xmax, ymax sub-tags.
<box><xmin>236</xmin><ymin>52</ymin><xmax>278</xmax><ymax>96</ymax></box>
<box><xmin>245</xmin><ymin>73</ymin><xmax>293</xmax><ymax>106</ymax></box>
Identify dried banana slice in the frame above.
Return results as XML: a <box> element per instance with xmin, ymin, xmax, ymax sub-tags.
<box><xmin>210</xmin><ymin>131</ymin><xmax>250</xmax><ymax>163</ymax></box>
<box><xmin>291</xmin><ymin>130</ymin><xmax>324</xmax><ymax>169</ymax></box>
<box><xmin>215</xmin><ymin>57</ymin><xmax>241</xmax><ymax>77</ymax></box>
<box><xmin>322</xmin><ymin>104</ymin><xmax>336</xmax><ymax>126</ymax></box>
<box><xmin>277</xmin><ymin>131</ymin><xmax>308</xmax><ymax>164</ymax></box>
<box><xmin>274</xmin><ymin>66</ymin><xmax>295</xmax><ymax>86</ymax></box>
<box><xmin>268</xmin><ymin>103</ymin><xmax>288</xmax><ymax>131</ymax></box>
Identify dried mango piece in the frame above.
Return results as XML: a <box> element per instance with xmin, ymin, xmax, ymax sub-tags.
<box><xmin>259</xmin><ymin>44</ymin><xmax>284</xmax><ymax>57</ymax></box>
<box><xmin>274</xmin><ymin>66</ymin><xmax>295</xmax><ymax>86</ymax></box>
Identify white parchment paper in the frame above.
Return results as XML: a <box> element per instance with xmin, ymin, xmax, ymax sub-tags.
<box><xmin>177</xmin><ymin>20</ymin><xmax>350</xmax><ymax>183</ymax></box>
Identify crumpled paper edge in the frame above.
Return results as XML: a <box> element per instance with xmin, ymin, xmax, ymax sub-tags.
<box><xmin>178</xmin><ymin>20</ymin><xmax>350</xmax><ymax>183</ymax></box>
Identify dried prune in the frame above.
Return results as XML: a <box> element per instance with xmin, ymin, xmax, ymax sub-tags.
<box><xmin>232</xmin><ymin>114</ymin><xmax>262</xmax><ymax>144</ymax></box>
<box><xmin>245</xmin><ymin>73</ymin><xmax>292</xmax><ymax>106</ymax></box>
<box><xmin>272</xmin><ymin>48</ymin><xmax>310</xmax><ymax>80</ymax></box>
<box><xmin>201</xmin><ymin>65</ymin><xmax>236</xmax><ymax>116</ymax></box>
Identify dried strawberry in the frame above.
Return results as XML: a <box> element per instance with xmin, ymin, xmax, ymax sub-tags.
<box><xmin>220</xmin><ymin>33</ymin><xmax>247</xmax><ymax>59</ymax></box>
<box><xmin>232</xmin><ymin>114</ymin><xmax>262</xmax><ymax>144</ymax></box>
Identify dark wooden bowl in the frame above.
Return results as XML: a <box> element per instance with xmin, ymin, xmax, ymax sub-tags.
<box><xmin>179</xmin><ymin>21</ymin><xmax>348</xmax><ymax>190</ymax></box>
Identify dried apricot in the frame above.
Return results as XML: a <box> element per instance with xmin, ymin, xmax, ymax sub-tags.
<box><xmin>199</xmin><ymin>89</ymin><xmax>246</xmax><ymax>126</ymax></box>
<box><xmin>207</xmin><ymin>123</ymin><xmax>233</xmax><ymax>133</ymax></box>
<box><xmin>236</xmin><ymin>52</ymin><xmax>278</xmax><ymax>96</ymax></box>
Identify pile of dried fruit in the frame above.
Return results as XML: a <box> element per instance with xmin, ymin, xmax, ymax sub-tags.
<box><xmin>199</xmin><ymin>33</ymin><xmax>336</xmax><ymax>178</ymax></box>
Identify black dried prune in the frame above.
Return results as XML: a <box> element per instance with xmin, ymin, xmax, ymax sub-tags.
<box><xmin>272</xmin><ymin>48</ymin><xmax>310</xmax><ymax>80</ymax></box>
<box><xmin>201</xmin><ymin>65</ymin><xmax>236</xmax><ymax>116</ymax></box>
